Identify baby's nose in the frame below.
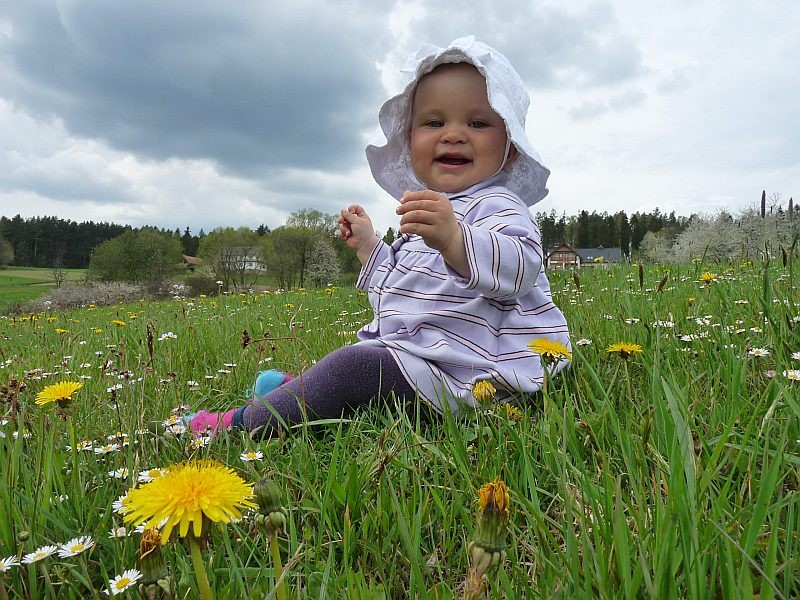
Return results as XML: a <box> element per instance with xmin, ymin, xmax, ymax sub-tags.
<box><xmin>440</xmin><ymin>124</ymin><xmax>467</xmax><ymax>143</ymax></box>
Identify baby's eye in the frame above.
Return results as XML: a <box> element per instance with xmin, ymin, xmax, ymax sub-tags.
<box><xmin>425</xmin><ymin>119</ymin><xmax>444</xmax><ymax>128</ymax></box>
<box><xmin>469</xmin><ymin>120</ymin><xmax>488</xmax><ymax>129</ymax></box>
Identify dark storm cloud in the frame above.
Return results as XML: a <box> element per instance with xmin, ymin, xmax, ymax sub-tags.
<box><xmin>402</xmin><ymin>0</ymin><xmax>643</xmax><ymax>89</ymax></box>
<box><xmin>0</xmin><ymin>1</ymin><xmax>389</xmax><ymax>176</ymax></box>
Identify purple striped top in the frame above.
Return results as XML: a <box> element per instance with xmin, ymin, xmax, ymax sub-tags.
<box><xmin>356</xmin><ymin>179</ymin><xmax>570</xmax><ymax>413</ymax></box>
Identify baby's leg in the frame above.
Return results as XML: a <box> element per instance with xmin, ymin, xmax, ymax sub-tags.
<box><xmin>233</xmin><ymin>344</ymin><xmax>416</xmax><ymax>437</ymax></box>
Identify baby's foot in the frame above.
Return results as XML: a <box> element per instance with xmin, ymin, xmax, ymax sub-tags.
<box><xmin>253</xmin><ymin>369</ymin><xmax>294</xmax><ymax>400</ymax></box>
<box><xmin>188</xmin><ymin>409</ymin><xmax>236</xmax><ymax>435</ymax></box>
<box><xmin>187</xmin><ymin>370</ymin><xmax>293</xmax><ymax>435</ymax></box>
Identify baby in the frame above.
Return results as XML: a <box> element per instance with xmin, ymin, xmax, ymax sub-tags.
<box><xmin>191</xmin><ymin>37</ymin><xmax>570</xmax><ymax>438</ymax></box>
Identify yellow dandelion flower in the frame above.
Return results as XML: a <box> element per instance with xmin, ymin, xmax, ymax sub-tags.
<box><xmin>122</xmin><ymin>460</ymin><xmax>256</xmax><ymax>542</ymax></box>
<box><xmin>112</xmin><ymin>320</ymin><xmax>126</xmax><ymax>327</ymax></box>
<box><xmin>699</xmin><ymin>272</ymin><xmax>718</xmax><ymax>283</ymax></box>
<box><xmin>472</xmin><ymin>380</ymin><xmax>496</xmax><ymax>404</ymax></box>
<box><xmin>498</xmin><ymin>403</ymin><xmax>523</xmax><ymax>422</ymax></box>
<box><xmin>528</xmin><ymin>338</ymin><xmax>572</xmax><ymax>361</ymax></box>
<box><xmin>55</xmin><ymin>328</ymin><xmax>69</xmax><ymax>335</ymax></box>
<box><xmin>605</xmin><ymin>342</ymin><xmax>644</xmax><ymax>359</ymax></box>
<box><xmin>35</xmin><ymin>381</ymin><xmax>84</xmax><ymax>406</ymax></box>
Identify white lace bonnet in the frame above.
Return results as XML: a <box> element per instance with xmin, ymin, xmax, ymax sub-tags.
<box><xmin>366</xmin><ymin>36</ymin><xmax>550</xmax><ymax>206</ymax></box>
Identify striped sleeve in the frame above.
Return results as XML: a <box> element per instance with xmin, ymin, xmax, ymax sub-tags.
<box><xmin>356</xmin><ymin>240</ymin><xmax>389</xmax><ymax>291</ymax></box>
<box><xmin>452</xmin><ymin>191</ymin><xmax>543</xmax><ymax>299</ymax></box>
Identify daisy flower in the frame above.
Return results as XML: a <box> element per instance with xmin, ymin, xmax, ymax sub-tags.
<box><xmin>108</xmin><ymin>468</ymin><xmax>130</xmax><ymax>480</ymax></box>
<box><xmin>123</xmin><ymin>459</ymin><xmax>256</xmax><ymax>542</ymax></box>
<box><xmin>57</xmin><ymin>535</ymin><xmax>95</xmax><ymax>558</ymax></box>
<box><xmin>748</xmin><ymin>347</ymin><xmax>770</xmax><ymax>357</ymax></box>
<box><xmin>138</xmin><ymin>468</ymin><xmax>167</xmax><ymax>483</ymax></box>
<box><xmin>0</xmin><ymin>555</ymin><xmax>20</xmax><ymax>572</ymax></box>
<box><xmin>22</xmin><ymin>545</ymin><xmax>58</xmax><ymax>564</ymax></box>
<box><xmin>107</xmin><ymin>569</ymin><xmax>142</xmax><ymax>595</ymax></box>
<box><xmin>783</xmin><ymin>370</ymin><xmax>800</xmax><ymax>381</ymax></box>
<box><xmin>113</xmin><ymin>493</ymin><xmax>131</xmax><ymax>515</ymax></box>
<box><xmin>94</xmin><ymin>443</ymin><xmax>121</xmax><ymax>455</ymax></box>
<box><xmin>240</xmin><ymin>450</ymin><xmax>264</xmax><ymax>462</ymax></box>
<box><xmin>574</xmin><ymin>338</ymin><xmax>592</xmax><ymax>346</ymax></box>
<box><xmin>190</xmin><ymin>435</ymin><xmax>212</xmax><ymax>449</ymax></box>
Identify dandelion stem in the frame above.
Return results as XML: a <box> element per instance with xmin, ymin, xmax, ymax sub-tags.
<box><xmin>188</xmin><ymin>535</ymin><xmax>215</xmax><ymax>600</ymax></box>
<box><xmin>270</xmin><ymin>533</ymin><xmax>288</xmax><ymax>600</ymax></box>
<box><xmin>66</xmin><ymin>416</ymin><xmax>81</xmax><ymax>492</ymax></box>
<box><xmin>38</xmin><ymin>562</ymin><xmax>57</xmax><ymax>600</ymax></box>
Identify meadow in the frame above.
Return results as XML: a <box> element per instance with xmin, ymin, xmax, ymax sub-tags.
<box><xmin>0</xmin><ymin>268</ymin><xmax>87</xmax><ymax>312</ymax></box>
<box><xmin>0</xmin><ymin>260</ymin><xmax>798</xmax><ymax>599</ymax></box>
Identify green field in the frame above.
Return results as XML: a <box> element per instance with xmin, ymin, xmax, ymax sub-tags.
<box><xmin>0</xmin><ymin>267</ymin><xmax>86</xmax><ymax>311</ymax></box>
<box><xmin>0</xmin><ymin>261</ymin><xmax>798</xmax><ymax>598</ymax></box>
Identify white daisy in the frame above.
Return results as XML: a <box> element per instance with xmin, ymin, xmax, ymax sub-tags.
<box><xmin>112</xmin><ymin>494</ymin><xmax>130</xmax><ymax>515</ymax></box>
<box><xmin>0</xmin><ymin>555</ymin><xmax>20</xmax><ymax>572</ymax></box>
<box><xmin>784</xmin><ymin>370</ymin><xmax>800</xmax><ymax>381</ymax></box>
<box><xmin>166</xmin><ymin>422</ymin><xmax>186</xmax><ymax>436</ymax></box>
<box><xmin>748</xmin><ymin>347</ymin><xmax>770</xmax><ymax>357</ymax></box>
<box><xmin>57</xmin><ymin>535</ymin><xmax>95</xmax><ymax>558</ymax></box>
<box><xmin>138</xmin><ymin>468</ymin><xmax>167</xmax><ymax>483</ymax></box>
<box><xmin>191</xmin><ymin>435</ymin><xmax>212</xmax><ymax>448</ymax></box>
<box><xmin>22</xmin><ymin>545</ymin><xmax>58</xmax><ymax>564</ymax></box>
<box><xmin>94</xmin><ymin>443</ymin><xmax>121</xmax><ymax>455</ymax></box>
<box><xmin>240</xmin><ymin>450</ymin><xmax>264</xmax><ymax>462</ymax></box>
<box><xmin>107</xmin><ymin>569</ymin><xmax>143</xmax><ymax>595</ymax></box>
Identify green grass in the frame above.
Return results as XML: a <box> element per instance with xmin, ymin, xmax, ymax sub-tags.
<box><xmin>0</xmin><ymin>268</ymin><xmax>86</xmax><ymax>311</ymax></box>
<box><xmin>0</xmin><ymin>261</ymin><xmax>799</xmax><ymax>598</ymax></box>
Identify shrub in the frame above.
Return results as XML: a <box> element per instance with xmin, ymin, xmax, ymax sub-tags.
<box><xmin>25</xmin><ymin>282</ymin><xmax>151</xmax><ymax>311</ymax></box>
<box><xmin>185</xmin><ymin>274</ymin><xmax>220</xmax><ymax>297</ymax></box>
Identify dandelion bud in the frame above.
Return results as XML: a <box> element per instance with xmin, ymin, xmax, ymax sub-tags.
<box><xmin>17</xmin><ymin>530</ymin><xmax>30</xmax><ymax>542</ymax></box>
<box><xmin>464</xmin><ymin>478</ymin><xmax>510</xmax><ymax>598</ymax></box>
<box><xmin>472</xmin><ymin>380</ymin><xmax>496</xmax><ymax>405</ymax></box>
<box><xmin>138</xmin><ymin>529</ymin><xmax>168</xmax><ymax>584</ymax></box>
<box><xmin>255</xmin><ymin>478</ymin><xmax>287</xmax><ymax>536</ymax></box>
<box><xmin>470</xmin><ymin>478</ymin><xmax>510</xmax><ymax>574</ymax></box>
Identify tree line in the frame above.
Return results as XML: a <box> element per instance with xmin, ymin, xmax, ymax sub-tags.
<box><xmin>0</xmin><ymin>208</ymin><xmax>690</xmax><ymax>269</ymax></box>
<box><xmin>1</xmin><ymin>192</ymin><xmax>794</xmax><ymax>287</ymax></box>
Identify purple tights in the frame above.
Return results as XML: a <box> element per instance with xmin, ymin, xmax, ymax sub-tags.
<box><xmin>232</xmin><ymin>344</ymin><xmax>418</xmax><ymax>438</ymax></box>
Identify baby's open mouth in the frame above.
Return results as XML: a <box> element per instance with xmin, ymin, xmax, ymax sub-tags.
<box><xmin>437</xmin><ymin>155</ymin><xmax>471</xmax><ymax>165</ymax></box>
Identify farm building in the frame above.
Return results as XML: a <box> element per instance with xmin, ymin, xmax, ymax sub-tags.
<box><xmin>545</xmin><ymin>243</ymin><xmax>623</xmax><ymax>269</ymax></box>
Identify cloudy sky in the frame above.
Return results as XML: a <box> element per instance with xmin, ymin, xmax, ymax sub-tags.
<box><xmin>1</xmin><ymin>1</ymin><xmax>797</xmax><ymax>237</ymax></box>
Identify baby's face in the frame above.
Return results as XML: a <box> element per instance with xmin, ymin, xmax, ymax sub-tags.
<box><xmin>409</xmin><ymin>63</ymin><xmax>513</xmax><ymax>193</ymax></box>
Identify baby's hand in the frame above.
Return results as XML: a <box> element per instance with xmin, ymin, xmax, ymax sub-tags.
<box><xmin>397</xmin><ymin>190</ymin><xmax>460</xmax><ymax>253</ymax></box>
<box><xmin>338</xmin><ymin>205</ymin><xmax>378</xmax><ymax>264</ymax></box>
